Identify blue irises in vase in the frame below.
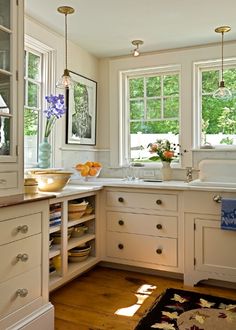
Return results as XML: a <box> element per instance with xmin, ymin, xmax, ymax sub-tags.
<box><xmin>38</xmin><ymin>94</ymin><xmax>66</xmax><ymax>168</ymax></box>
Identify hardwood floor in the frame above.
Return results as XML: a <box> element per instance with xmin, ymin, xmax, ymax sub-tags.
<box><xmin>50</xmin><ymin>265</ymin><xmax>236</xmax><ymax>330</ymax></box>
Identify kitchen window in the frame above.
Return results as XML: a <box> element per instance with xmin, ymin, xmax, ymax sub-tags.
<box><xmin>121</xmin><ymin>65</ymin><xmax>180</xmax><ymax>166</ymax></box>
<box><xmin>194</xmin><ymin>60</ymin><xmax>236</xmax><ymax>149</ymax></box>
<box><xmin>24</xmin><ymin>37</ymin><xmax>55</xmax><ymax>168</ymax></box>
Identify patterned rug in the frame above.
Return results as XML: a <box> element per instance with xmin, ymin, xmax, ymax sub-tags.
<box><xmin>135</xmin><ymin>288</ymin><xmax>236</xmax><ymax>330</ymax></box>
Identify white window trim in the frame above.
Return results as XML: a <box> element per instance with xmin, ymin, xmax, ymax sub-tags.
<box><xmin>24</xmin><ymin>35</ymin><xmax>56</xmax><ymax>168</ymax></box>
<box><xmin>119</xmin><ymin>64</ymin><xmax>181</xmax><ymax>167</ymax></box>
<box><xmin>193</xmin><ymin>57</ymin><xmax>236</xmax><ymax>150</ymax></box>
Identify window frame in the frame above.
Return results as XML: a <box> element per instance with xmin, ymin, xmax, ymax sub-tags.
<box><xmin>193</xmin><ymin>57</ymin><xmax>236</xmax><ymax>150</ymax></box>
<box><xmin>24</xmin><ymin>35</ymin><xmax>56</xmax><ymax>168</ymax></box>
<box><xmin>120</xmin><ymin>64</ymin><xmax>181</xmax><ymax>167</ymax></box>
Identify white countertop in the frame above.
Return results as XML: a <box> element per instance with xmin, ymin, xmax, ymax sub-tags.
<box><xmin>65</xmin><ymin>178</ymin><xmax>236</xmax><ymax>193</ymax></box>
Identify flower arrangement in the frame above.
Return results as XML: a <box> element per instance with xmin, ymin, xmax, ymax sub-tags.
<box><xmin>148</xmin><ymin>139</ymin><xmax>178</xmax><ymax>163</ymax></box>
<box><xmin>43</xmin><ymin>94</ymin><xmax>66</xmax><ymax>138</ymax></box>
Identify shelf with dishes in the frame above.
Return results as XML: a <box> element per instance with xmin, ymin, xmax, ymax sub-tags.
<box><xmin>48</xmin><ymin>192</ymin><xmax>99</xmax><ymax>291</ymax></box>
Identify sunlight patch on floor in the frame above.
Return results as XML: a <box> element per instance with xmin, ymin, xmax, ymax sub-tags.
<box><xmin>115</xmin><ymin>284</ymin><xmax>157</xmax><ymax>317</ymax></box>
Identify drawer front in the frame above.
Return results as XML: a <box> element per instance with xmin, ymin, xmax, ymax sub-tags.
<box><xmin>0</xmin><ymin>172</ymin><xmax>17</xmax><ymax>189</ymax></box>
<box><xmin>183</xmin><ymin>191</ymin><xmax>236</xmax><ymax>215</ymax></box>
<box><xmin>106</xmin><ymin>191</ymin><xmax>178</xmax><ymax>212</ymax></box>
<box><xmin>107</xmin><ymin>232</ymin><xmax>177</xmax><ymax>267</ymax></box>
<box><xmin>0</xmin><ymin>213</ymin><xmax>41</xmax><ymax>245</ymax></box>
<box><xmin>0</xmin><ymin>267</ymin><xmax>41</xmax><ymax>319</ymax></box>
<box><xmin>0</xmin><ymin>234</ymin><xmax>41</xmax><ymax>283</ymax></box>
<box><xmin>107</xmin><ymin>211</ymin><xmax>177</xmax><ymax>238</ymax></box>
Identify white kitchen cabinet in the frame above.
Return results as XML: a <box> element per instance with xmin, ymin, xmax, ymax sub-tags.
<box><xmin>0</xmin><ymin>0</ymin><xmax>24</xmax><ymax>196</ymax></box>
<box><xmin>103</xmin><ymin>187</ymin><xmax>183</xmax><ymax>273</ymax></box>
<box><xmin>48</xmin><ymin>191</ymin><xmax>100</xmax><ymax>292</ymax></box>
<box><xmin>0</xmin><ymin>200</ymin><xmax>54</xmax><ymax>330</ymax></box>
<box><xmin>184</xmin><ymin>190</ymin><xmax>236</xmax><ymax>286</ymax></box>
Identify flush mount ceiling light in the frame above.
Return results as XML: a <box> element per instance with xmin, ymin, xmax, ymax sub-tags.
<box><xmin>132</xmin><ymin>40</ymin><xmax>144</xmax><ymax>57</ymax></box>
<box><xmin>213</xmin><ymin>25</ymin><xmax>232</xmax><ymax>100</ymax></box>
<box><xmin>56</xmin><ymin>6</ymin><xmax>75</xmax><ymax>89</ymax></box>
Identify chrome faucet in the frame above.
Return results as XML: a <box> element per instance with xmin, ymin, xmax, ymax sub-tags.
<box><xmin>186</xmin><ymin>167</ymin><xmax>193</xmax><ymax>183</ymax></box>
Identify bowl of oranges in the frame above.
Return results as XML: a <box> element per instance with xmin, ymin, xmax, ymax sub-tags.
<box><xmin>75</xmin><ymin>161</ymin><xmax>102</xmax><ymax>180</ymax></box>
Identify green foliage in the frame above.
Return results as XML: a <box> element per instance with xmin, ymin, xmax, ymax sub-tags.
<box><xmin>24</xmin><ymin>108</ymin><xmax>38</xmax><ymax>136</ymax></box>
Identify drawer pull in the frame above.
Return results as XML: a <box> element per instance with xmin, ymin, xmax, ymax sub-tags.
<box><xmin>213</xmin><ymin>195</ymin><xmax>222</xmax><ymax>203</ymax></box>
<box><xmin>118</xmin><ymin>243</ymin><xmax>124</xmax><ymax>249</ymax></box>
<box><xmin>156</xmin><ymin>199</ymin><xmax>162</xmax><ymax>205</ymax></box>
<box><xmin>156</xmin><ymin>248</ymin><xmax>162</xmax><ymax>254</ymax></box>
<box><xmin>16</xmin><ymin>253</ymin><xmax>29</xmax><ymax>262</ymax></box>
<box><xmin>118</xmin><ymin>220</ymin><xmax>124</xmax><ymax>226</ymax></box>
<box><xmin>17</xmin><ymin>225</ymin><xmax>29</xmax><ymax>234</ymax></box>
<box><xmin>156</xmin><ymin>224</ymin><xmax>163</xmax><ymax>230</ymax></box>
<box><xmin>16</xmin><ymin>288</ymin><xmax>28</xmax><ymax>297</ymax></box>
<box><xmin>0</xmin><ymin>179</ymin><xmax>6</xmax><ymax>184</ymax></box>
<box><xmin>118</xmin><ymin>197</ymin><xmax>124</xmax><ymax>203</ymax></box>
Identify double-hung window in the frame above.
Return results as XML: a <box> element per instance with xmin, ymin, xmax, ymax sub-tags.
<box><xmin>121</xmin><ymin>65</ymin><xmax>180</xmax><ymax>166</ymax></box>
<box><xmin>195</xmin><ymin>60</ymin><xmax>236</xmax><ymax>148</ymax></box>
<box><xmin>24</xmin><ymin>37</ymin><xmax>55</xmax><ymax>168</ymax></box>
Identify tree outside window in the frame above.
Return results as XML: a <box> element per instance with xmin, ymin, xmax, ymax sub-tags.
<box><xmin>128</xmin><ymin>72</ymin><xmax>180</xmax><ymax>163</ymax></box>
<box><xmin>201</xmin><ymin>68</ymin><xmax>236</xmax><ymax>147</ymax></box>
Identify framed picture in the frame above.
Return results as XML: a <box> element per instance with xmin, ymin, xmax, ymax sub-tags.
<box><xmin>66</xmin><ymin>71</ymin><xmax>97</xmax><ymax>145</ymax></box>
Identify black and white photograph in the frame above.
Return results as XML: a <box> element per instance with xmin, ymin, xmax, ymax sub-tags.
<box><xmin>66</xmin><ymin>71</ymin><xmax>97</xmax><ymax>145</ymax></box>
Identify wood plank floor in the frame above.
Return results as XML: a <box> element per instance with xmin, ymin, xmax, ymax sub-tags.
<box><xmin>50</xmin><ymin>265</ymin><xmax>236</xmax><ymax>330</ymax></box>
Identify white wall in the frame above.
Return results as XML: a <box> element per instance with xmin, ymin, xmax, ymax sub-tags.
<box><xmin>98</xmin><ymin>41</ymin><xmax>236</xmax><ymax>173</ymax></box>
<box><xmin>25</xmin><ymin>16</ymin><xmax>100</xmax><ymax>171</ymax></box>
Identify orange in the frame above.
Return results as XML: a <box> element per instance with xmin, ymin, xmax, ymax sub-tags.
<box><xmin>75</xmin><ymin>163</ymin><xmax>84</xmax><ymax>171</ymax></box>
<box><xmin>93</xmin><ymin>161</ymin><xmax>102</xmax><ymax>168</ymax></box>
<box><xmin>85</xmin><ymin>161</ymin><xmax>93</xmax><ymax>167</ymax></box>
<box><xmin>89</xmin><ymin>167</ymin><xmax>98</xmax><ymax>176</ymax></box>
<box><xmin>80</xmin><ymin>165</ymin><xmax>90</xmax><ymax>176</ymax></box>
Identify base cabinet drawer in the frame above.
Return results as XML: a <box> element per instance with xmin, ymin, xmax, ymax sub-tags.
<box><xmin>106</xmin><ymin>232</ymin><xmax>177</xmax><ymax>267</ymax></box>
<box><xmin>0</xmin><ymin>213</ymin><xmax>41</xmax><ymax>244</ymax></box>
<box><xmin>107</xmin><ymin>211</ymin><xmax>177</xmax><ymax>238</ymax></box>
<box><xmin>0</xmin><ymin>172</ymin><xmax>17</xmax><ymax>190</ymax></box>
<box><xmin>0</xmin><ymin>234</ymin><xmax>41</xmax><ymax>283</ymax></box>
<box><xmin>106</xmin><ymin>191</ymin><xmax>178</xmax><ymax>211</ymax></box>
<box><xmin>0</xmin><ymin>267</ymin><xmax>41</xmax><ymax>319</ymax></box>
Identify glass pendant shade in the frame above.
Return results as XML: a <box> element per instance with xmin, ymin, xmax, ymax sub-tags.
<box><xmin>56</xmin><ymin>69</ymin><xmax>74</xmax><ymax>89</ymax></box>
<box><xmin>213</xmin><ymin>80</ymin><xmax>232</xmax><ymax>100</ymax></box>
<box><xmin>131</xmin><ymin>40</ymin><xmax>143</xmax><ymax>57</ymax></box>
<box><xmin>213</xmin><ymin>26</ymin><xmax>231</xmax><ymax>100</ymax></box>
<box><xmin>56</xmin><ymin>6</ymin><xmax>75</xmax><ymax>89</ymax></box>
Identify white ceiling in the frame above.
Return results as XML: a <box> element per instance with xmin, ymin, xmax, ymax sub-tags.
<box><xmin>25</xmin><ymin>0</ymin><xmax>236</xmax><ymax>58</ymax></box>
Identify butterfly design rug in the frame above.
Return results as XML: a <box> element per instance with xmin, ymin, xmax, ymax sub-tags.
<box><xmin>135</xmin><ymin>288</ymin><xmax>236</xmax><ymax>330</ymax></box>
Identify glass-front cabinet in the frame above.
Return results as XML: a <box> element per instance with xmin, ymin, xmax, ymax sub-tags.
<box><xmin>0</xmin><ymin>0</ymin><xmax>24</xmax><ymax>196</ymax></box>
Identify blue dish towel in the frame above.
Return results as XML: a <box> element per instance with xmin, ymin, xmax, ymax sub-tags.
<box><xmin>221</xmin><ymin>198</ymin><xmax>236</xmax><ymax>230</ymax></box>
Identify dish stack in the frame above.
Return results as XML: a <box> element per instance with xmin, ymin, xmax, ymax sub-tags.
<box><xmin>68</xmin><ymin>244</ymin><xmax>91</xmax><ymax>262</ymax></box>
<box><xmin>49</xmin><ymin>203</ymin><xmax>62</xmax><ymax>227</ymax></box>
<box><xmin>68</xmin><ymin>200</ymin><xmax>88</xmax><ymax>220</ymax></box>
<box><xmin>50</xmin><ymin>227</ymin><xmax>74</xmax><ymax>244</ymax></box>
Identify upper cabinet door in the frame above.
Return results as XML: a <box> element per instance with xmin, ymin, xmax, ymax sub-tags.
<box><xmin>0</xmin><ymin>0</ymin><xmax>24</xmax><ymax>196</ymax></box>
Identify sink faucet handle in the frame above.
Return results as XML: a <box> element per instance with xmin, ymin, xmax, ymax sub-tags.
<box><xmin>186</xmin><ymin>167</ymin><xmax>193</xmax><ymax>182</ymax></box>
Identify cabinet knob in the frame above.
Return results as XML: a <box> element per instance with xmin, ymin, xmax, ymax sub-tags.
<box><xmin>156</xmin><ymin>248</ymin><xmax>162</xmax><ymax>254</ymax></box>
<box><xmin>156</xmin><ymin>224</ymin><xmax>162</xmax><ymax>230</ymax></box>
<box><xmin>16</xmin><ymin>288</ymin><xmax>28</xmax><ymax>297</ymax></box>
<box><xmin>213</xmin><ymin>195</ymin><xmax>222</xmax><ymax>203</ymax></box>
<box><xmin>118</xmin><ymin>243</ymin><xmax>124</xmax><ymax>250</ymax></box>
<box><xmin>156</xmin><ymin>199</ymin><xmax>162</xmax><ymax>205</ymax></box>
<box><xmin>17</xmin><ymin>225</ymin><xmax>29</xmax><ymax>234</ymax></box>
<box><xmin>118</xmin><ymin>197</ymin><xmax>124</xmax><ymax>203</ymax></box>
<box><xmin>118</xmin><ymin>220</ymin><xmax>124</xmax><ymax>226</ymax></box>
<box><xmin>16</xmin><ymin>253</ymin><xmax>29</xmax><ymax>262</ymax></box>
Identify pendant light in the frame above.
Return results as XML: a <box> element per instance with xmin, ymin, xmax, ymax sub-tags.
<box><xmin>56</xmin><ymin>6</ymin><xmax>75</xmax><ymax>89</ymax></box>
<box><xmin>213</xmin><ymin>26</ymin><xmax>231</xmax><ymax>100</ymax></box>
<box><xmin>132</xmin><ymin>40</ymin><xmax>144</xmax><ymax>57</ymax></box>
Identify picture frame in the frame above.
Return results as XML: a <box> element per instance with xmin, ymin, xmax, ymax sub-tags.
<box><xmin>66</xmin><ymin>71</ymin><xmax>97</xmax><ymax>145</ymax></box>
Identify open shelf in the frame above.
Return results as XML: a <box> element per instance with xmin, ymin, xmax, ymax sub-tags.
<box><xmin>67</xmin><ymin>214</ymin><xmax>95</xmax><ymax>227</ymax></box>
<box><xmin>68</xmin><ymin>234</ymin><xmax>95</xmax><ymax>250</ymax></box>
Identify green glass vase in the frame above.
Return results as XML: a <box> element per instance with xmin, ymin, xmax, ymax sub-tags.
<box><xmin>38</xmin><ymin>137</ymin><xmax>51</xmax><ymax>168</ymax></box>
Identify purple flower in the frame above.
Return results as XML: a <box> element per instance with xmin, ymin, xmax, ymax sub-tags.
<box><xmin>43</xmin><ymin>94</ymin><xmax>66</xmax><ymax>138</ymax></box>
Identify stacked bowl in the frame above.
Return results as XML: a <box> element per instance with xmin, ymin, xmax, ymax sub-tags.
<box><xmin>68</xmin><ymin>201</ymin><xmax>88</xmax><ymax>220</ymax></box>
<box><xmin>68</xmin><ymin>244</ymin><xmax>91</xmax><ymax>262</ymax></box>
